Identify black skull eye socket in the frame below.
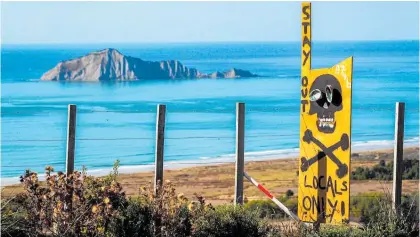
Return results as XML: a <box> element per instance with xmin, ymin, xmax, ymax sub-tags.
<box><xmin>331</xmin><ymin>88</ymin><xmax>342</xmax><ymax>106</ymax></box>
<box><xmin>309</xmin><ymin>85</ymin><xmax>342</xmax><ymax>108</ymax></box>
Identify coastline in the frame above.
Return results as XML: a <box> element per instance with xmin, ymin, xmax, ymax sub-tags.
<box><xmin>2</xmin><ymin>146</ymin><xmax>418</xmax><ymax>203</ymax></box>
<box><xmin>1</xmin><ymin>137</ymin><xmax>418</xmax><ymax>186</ymax></box>
<box><xmin>101</xmin><ymin>146</ymin><xmax>420</xmax><ymax>203</ymax></box>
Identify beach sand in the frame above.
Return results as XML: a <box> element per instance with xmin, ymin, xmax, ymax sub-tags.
<box><xmin>2</xmin><ymin>147</ymin><xmax>418</xmax><ymax>204</ymax></box>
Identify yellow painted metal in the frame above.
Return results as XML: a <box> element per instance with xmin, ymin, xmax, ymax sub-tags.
<box><xmin>298</xmin><ymin>2</ymin><xmax>353</xmax><ymax>224</ymax></box>
<box><xmin>301</xmin><ymin>2</ymin><xmax>311</xmax><ymax>74</ymax></box>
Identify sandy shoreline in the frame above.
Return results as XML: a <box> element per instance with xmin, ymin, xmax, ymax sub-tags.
<box><xmin>2</xmin><ymin>147</ymin><xmax>418</xmax><ymax>203</ymax></box>
<box><xmin>2</xmin><ymin>141</ymin><xmax>418</xmax><ymax>186</ymax></box>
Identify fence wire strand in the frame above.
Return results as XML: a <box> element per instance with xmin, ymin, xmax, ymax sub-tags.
<box><xmin>1</xmin><ymin>132</ymin><xmax>403</xmax><ymax>143</ymax></box>
<box><xmin>2</xmin><ymin>106</ymin><xmax>419</xmax><ymax>115</ymax></box>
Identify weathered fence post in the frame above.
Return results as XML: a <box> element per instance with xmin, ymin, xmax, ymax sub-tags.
<box><xmin>66</xmin><ymin>104</ymin><xmax>77</xmax><ymax>175</ymax></box>
<box><xmin>154</xmin><ymin>104</ymin><xmax>166</xmax><ymax>194</ymax></box>
<box><xmin>392</xmin><ymin>102</ymin><xmax>405</xmax><ymax>212</ymax></box>
<box><xmin>235</xmin><ymin>102</ymin><xmax>245</xmax><ymax>205</ymax></box>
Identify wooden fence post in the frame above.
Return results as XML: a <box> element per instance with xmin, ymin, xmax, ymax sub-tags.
<box><xmin>392</xmin><ymin>102</ymin><xmax>405</xmax><ymax>212</ymax></box>
<box><xmin>154</xmin><ymin>104</ymin><xmax>166</xmax><ymax>194</ymax></box>
<box><xmin>235</xmin><ymin>102</ymin><xmax>245</xmax><ymax>205</ymax></box>
<box><xmin>66</xmin><ymin>104</ymin><xmax>77</xmax><ymax>175</ymax></box>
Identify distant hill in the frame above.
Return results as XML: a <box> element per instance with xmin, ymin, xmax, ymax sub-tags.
<box><xmin>40</xmin><ymin>48</ymin><xmax>259</xmax><ymax>81</ymax></box>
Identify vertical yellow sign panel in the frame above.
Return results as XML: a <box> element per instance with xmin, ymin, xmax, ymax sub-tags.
<box><xmin>298</xmin><ymin>2</ymin><xmax>353</xmax><ymax>224</ymax></box>
<box><xmin>301</xmin><ymin>2</ymin><xmax>311</xmax><ymax>74</ymax></box>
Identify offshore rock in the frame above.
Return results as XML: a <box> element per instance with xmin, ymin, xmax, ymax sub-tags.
<box><xmin>41</xmin><ymin>48</ymin><xmax>259</xmax><ymax>81</ymax></box>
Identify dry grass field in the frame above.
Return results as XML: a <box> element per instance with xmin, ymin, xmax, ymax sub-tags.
<box><xmin>2</xmin><ymin>147</ymin><xmax>418</xmax><ymax>204</ymax></box>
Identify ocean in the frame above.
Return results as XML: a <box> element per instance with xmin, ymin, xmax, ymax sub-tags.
<box><xmin>1</xmin><ymin>41</ymin><xmax>419</xmax><ymax>184</ymax></box>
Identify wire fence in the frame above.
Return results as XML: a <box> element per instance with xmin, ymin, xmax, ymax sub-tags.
<box><xmin>1</xmin><ymin>130</ymin><xmax>417</xmax><ymax>169</ymax></box>
<box><xmin>1</xmin><ymin>130</ymin><xmax>415</xmax><ymax>170</ymax></box>
<box><xmin>0</xmin><ymin>132</ymin><xmax>407</xmax><ymax>143</ymax></box>
<box><xmin>1</xmin><ymin>106</ymin><xmax>420</xmax><ymax>115</ymax></box>
<box><xmin>1</xmin><ymin>105</ymin><xmax>418</xmax><ymax>224</ymax></box>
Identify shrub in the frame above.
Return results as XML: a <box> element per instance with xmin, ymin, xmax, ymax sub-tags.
<box><xmin>112</xmin><ymin>181</ymin><xmax>193</xmax><ymax>237</ymax></box>
<box><xmin>350</xmin><ymin>193</ymin><xmax>386</xmax><ymax>223</ymax></box>
<box><xmin>1</xmin><ymin>193</ymin><xmax>31</xmax><ymax>237</ymax></box>
<box><xmin>114</xmin><ymin>182</ymin><xmax>277</xmax><ymax>237</ymax></box>
<box><xmin>1</xmin><ymin>161</ymin><xmax>127</xmax><ymax>237</ymax></box>
<box><xmin>192</xmin><ymin>205</ymin><xmax>273</xmax><ymax>237</ymax></box>
<box><xmin>316</xmin><ymin>225</ymin><xmax>364</xmax><ymax>237</ymax></box>
<box><xmin>351</xmin><ymin>159</ymin><xmax>419</xmax><ymax>180</ymax></box>
<box><xmin>3</xmin><ymin>161</ymin><xmax>418</xmax><ymax>237</ymax></box>
<box><xmin>362</xmin><ymin>193</ymin><xmax>419</xmax><ymax>237</ymax></box>
<box><xmin>244</xmin><ymin>200</ymin><xmax>283</xmax><ymax>219</ymax></box>
<box><xmin>243</xmin><ymin>198</ymin><xmax>297</xmax><ymax>220</ymax></box>
<box><xmin>137</xmin><ymin>181</ymin><xmax>193</xmax><ymax>237</ymax></box>
<box><xmin>347</xmin><ymin>192</ymin><xmax>419</xmax><ymax>237</ymax></box>
<box><xmin>350</xmin><ymin>192</ymin><xmax>419</xmax><ymax>228</ymax></box>
<box><xmin>113</xmin><ymin>197</ymin><xmax>154</xmax><ymax>237</ymax></box>
<box><xmin>2</xmin><ymin>163</ymin><xmax>279</xmax><ymax>237</ymax></box>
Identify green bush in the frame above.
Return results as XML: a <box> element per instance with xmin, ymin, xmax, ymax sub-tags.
<box><xmin>2</xmin><ymin>162</ymin><xmax>419</xmax><ymax>237</ymax></box>
<box><xmin>113</xmin><ymin>197</ymin><xmax>154</xmax><ymax>237</ymax></box>
<box><xmin>350</xmin><ymin>192</ymin><xmax>419</xmax><ymax>229</ymax></box>
<box><xmin>285</xmin><ymin>189</ymin><xmax>294</xmax><ymax>198</ymax></box>
<box><xmin>351</xmin><ymin>159</ymin><xmax>419</xmax><ymax>180</ymax></box>
<box><xmin>244</xmin><ymin>200</ymin><xmax>283</xmax><ymax>219</ymax></box>
<box><xmin>363</xmin><ymin>195</ymin><xmax>419</xmax><ymax>237</ymax></box>
<box><xmin>316</xmin><ymin>225</ymin><xmax>364</xmax><ymax>237</ymax></box>
<box><xmin>192</xmin><ymin>205</ymin><xmax>273</xmax><ymax>237</ymax></box>
<box><xmin>1</xmin><ymin>164</ymin><xmax>278</xmax><ymax>237</ymax></box>
<box><xmin>111</xmin><ymin>182</ymin><xmax>195</xmax><ymax>237</ymax></box>
<box><xmin>1</xmin><ymin>162</ymin><xmax>127</xmax><ymax>237</ymax></box>
<box><xmin>350</xmin><ymin>193</ymin><xmax>386</xmax><ymax>223</ymax></box>
<box><xmin>244</xmin><ymin>198</ymin><xmax>298</xmax><ymax>220</ymax></box>
<box><xmin>1</xmin><ymin>193</ymin><xmax>32</xmax><ymax>237</ymax></box>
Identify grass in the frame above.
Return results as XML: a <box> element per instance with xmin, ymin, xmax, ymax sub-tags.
<box><xmin>1</xmin><ymin>158</ymin><xmax>419</xmax><ymax>237</ymax></box>
<box><xmin>2</xmin><ymin>148</ymin><xmax>419</xmax><ymax>203</ymax></box>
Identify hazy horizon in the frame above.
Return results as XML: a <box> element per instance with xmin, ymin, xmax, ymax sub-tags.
<box><xmin>1</xmin><ymin>2</ymin><xmax>418</xmax><ymax>44</ymax></box>
<box><xmin>2</xmin><ymin>39</ymin><xmax>419</xmax><ymax>47</ymax></box>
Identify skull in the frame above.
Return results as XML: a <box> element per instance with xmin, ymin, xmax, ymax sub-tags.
<box><xmin>308</xmin><ymin>74</ymin><xmax>343</xmax><ymax>134</ymax></box>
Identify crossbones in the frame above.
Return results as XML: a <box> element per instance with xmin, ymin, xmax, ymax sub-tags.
<box><xmin>301</xmin><ymin>129</ymin><xmax>349</xmax><ymax>178</ymax></box>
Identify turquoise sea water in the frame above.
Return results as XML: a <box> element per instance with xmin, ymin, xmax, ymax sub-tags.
<box><xmin>1</xmin><ymin>41</ymin><xmax>419</xmax><ymax>182</ymax></box>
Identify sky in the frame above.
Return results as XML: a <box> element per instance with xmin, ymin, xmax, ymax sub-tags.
<box><xmin>1</xmin><ymin>1</ymin><xmax>419</xmax><ymax>44</ymax></box>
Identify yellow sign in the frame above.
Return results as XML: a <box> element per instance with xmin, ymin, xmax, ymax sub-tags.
<box><xmin>298</xmin><ymin>2</ymin><xmax>353</xmax><ymax>224</ymax></box>
<box><xmin>301</xmin><ymin>2</ymin><xmax>311</xmax><ymax>74</ymax></box>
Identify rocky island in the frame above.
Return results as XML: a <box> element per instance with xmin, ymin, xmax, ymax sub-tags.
<box><xmin>40</xmin><ymin>48</ymin><xmax>259</xmax><ymax>81</ymax></box>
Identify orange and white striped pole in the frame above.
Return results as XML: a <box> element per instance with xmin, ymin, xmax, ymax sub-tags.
<box><xmin>244</xmin><ymin>171</ymin><xmax>300</xmax><ymax>222</ymax></box>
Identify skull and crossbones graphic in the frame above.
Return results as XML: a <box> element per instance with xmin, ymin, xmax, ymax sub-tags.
<box><xmin>301</xmin><ymin>129</ymin><xmax>349</xmax><ymax>178</ymax></box>
<box><xmin>301</xmin><ymin>74</ymin><xmax>349</xmax><ymax>178</ymax></box>
<box><xmin>308</xmin><ymin>74</ymin><xmax>343</xmax><ymax>134</ymax></box>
